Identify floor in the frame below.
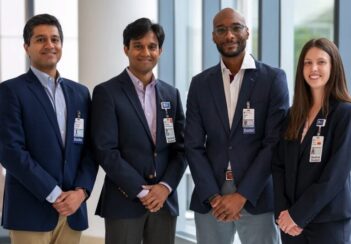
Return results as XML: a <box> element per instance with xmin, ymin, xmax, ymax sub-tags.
<box><xmin>0</xmin><ymin>235</ymin><xmax>194</xmax><ymax>244</ymax></box>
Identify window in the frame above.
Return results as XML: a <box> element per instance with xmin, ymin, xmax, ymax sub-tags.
<box><xmin>35</xmin><ymin>0</ymin><xmax>78</xmax><ymax>81</ymax></box>
<box><xmin>281</xmin><ymin>0</ymin><xmax>334</xmax><ymax>99</ymax></box>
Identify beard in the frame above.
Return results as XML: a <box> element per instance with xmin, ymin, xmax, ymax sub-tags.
<box><xmin>216</xmin><ymin>40</ymin><xmax>246</xmax><ymax>58</ymax></box>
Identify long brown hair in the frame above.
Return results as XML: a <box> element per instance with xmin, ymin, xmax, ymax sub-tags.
<box><xmin>285</xmin><ymin>38</ymin><xmax>351</xmax><ymax>140</ymax></box>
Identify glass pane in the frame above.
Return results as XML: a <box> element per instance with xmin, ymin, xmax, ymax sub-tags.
<box><xmin>175</xmin><ymin>0</ymin><xmax>202</xmax><ymax>97</ymax></box>
<box><xmin>294</xmin><ymin>0</ymin><xmax>334</xmax><ymax>71</ymax></box>
<box><xmin>237</xmin><ymin>0</ymin><xmax>259</xmax><ymax>58</ymax></box>
<box><xmin>174</xmin><ymin>0</ymin><xmax>202</xmax><ymax>239</ymax></box>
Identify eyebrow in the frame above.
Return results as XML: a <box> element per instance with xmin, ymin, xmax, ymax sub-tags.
<box><xmin>33</xmin><ymin>34</ymin><xmax>60</xmax><ymax>38</ymax></box>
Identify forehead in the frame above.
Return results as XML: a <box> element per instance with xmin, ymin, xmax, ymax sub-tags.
<box><xmin>213</xmin><ymin>9</ymin><xmax>245</xmax><ymax>27</ymax></box>
<box><xmin>305</xmin><ymin>47</ymin><xmax>330</xmax><ymax>59</ymax></box>
<box><xmin>130</xmin><ymin>31</ymin><xmax>159</xmax><ymax>45</ymax></box>
<box><xmin>31</xmin><ymin>24</ymin><xmax>60</xmax><ymax>37</ymax></box>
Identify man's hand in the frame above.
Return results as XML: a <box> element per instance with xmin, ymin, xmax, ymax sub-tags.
<box><xmin>211</xmin><ymin>193</ymin><xmax>246</xmax><ymax>221</ymax></box>
<box><xmin>52</xmin><ymin>189</ymin><xmax>86</xmax><ymax>216</ymax></box>
<box><xmin>277</xmin><ymin>210</ymin><xmax>303</xmax><ymax>236</ymax></box>
<box><xmin>140</xmin><ymin>184</ymin><xmax>170</xmax><ymax>213</ymax></box>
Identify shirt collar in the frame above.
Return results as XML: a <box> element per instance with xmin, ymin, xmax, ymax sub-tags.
<box><xmin>31</xmin><ymin>66</ymin><xmax>62</xmax><ymax>88</ymax></box>
<box><xmin>220</xmin><ymin>52</ymin><xmax>256</xmax><ymax>75</ymax></box>
<box><xmin>126</xmin><ymin>68</ymin><xmax>157</xmax><ymax>91</ymax></box>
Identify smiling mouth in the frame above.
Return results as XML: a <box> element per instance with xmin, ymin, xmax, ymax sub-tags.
<box><xmin>309</xmin><ymin>75</ymin><xmax>320</xmax><ymax>79</ymax></box>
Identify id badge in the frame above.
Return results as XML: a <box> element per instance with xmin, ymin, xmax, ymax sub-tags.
<box><xmin>243</xmin><ymin>108</ymin><xmax>255</xmax><ymax>134</ymax></box>
<box><xmin>309</xmin><ymin>136</ymin><xmax>324</xmax><ymax>163</ymax></box>
<box><xmin>73</xmin><ymin>118</ymin><xmax>84</xmax><ymax>144</ymax></box>
<box><xmin>163</xmin><ymin>118</ymin><xmax>176</xmax><ymax>143</ymax></box>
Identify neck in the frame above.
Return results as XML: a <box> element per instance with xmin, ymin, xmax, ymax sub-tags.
<box><xmin>222</xmin><ymin>52</ymin><xmax>245</xmax><ymax>75</ymax></box>
<box><xmin>128</xmin><ymin>68</ymin><xmax>153</xmax><ymax>87</ymax></box>
<box><xmin>311</xmin><ymin>89</ymin><xmax>324</xmax><ymax>108</ymax></box>
<box><xmin>34</xmin><ymin>66</ymin><xmax>57</xmax><ymax>79</ymax></box>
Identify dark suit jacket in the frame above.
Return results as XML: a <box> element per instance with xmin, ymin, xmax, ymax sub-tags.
<box><xmin>272</xmin><ymin>100</ymin><xmax>351</xmax><ymax>228</ymax></box>
<box><xmin>185</xmin><ymin>60</ymin><xmax>289</xmax><ymax>214</ymax></box>
<box><xmin>91</xmin><ymin>69</ymin><xmax>186</xmax><ymax>218</ymax></box>
<box><xmin>0</xmin><ymin>69</ymin><xmax>97</xmax><ymax>231</ymax></box>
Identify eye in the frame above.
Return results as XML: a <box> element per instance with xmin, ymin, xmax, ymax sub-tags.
<box><xmin>215</xmin><ymin>27</ymin><xmax>227</xmax><ymax>35</ymax></box>
<box><xmin>231</xmin><ymin>25</ymin><xmax>245</xmax><ymax>33</ymax></box>
<box><xmin>36</xmin><ymin>37</ymin><xmax>45</xmax><ymax>43</ymax></box>
<box><xmin>304</xmin><ymin>60</ymin><xmax>312</xmax><ymax>66</ymax></box>
<box><xmin>148</xmin><ymin>44</ymin><xmax>158</xmax><ymax>51</ymax></box>
<box><xmin>318</xmin><ymin>60</ymin><xmax>327</xmax><ymax>65</ymax></box>
<box><xmin>133</xmin><ymin>44</ymin><xmax>142</xmax><ymax>49</ymax></box>
<box><xmin>51</xmin><ymin>37</ymin><xmax>60</xmax><ymax>44</ymax></box>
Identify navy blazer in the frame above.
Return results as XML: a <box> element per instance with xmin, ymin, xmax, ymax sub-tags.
<box><xmin>0</xmin><ymin>70</ymin><xmax>98</xmax><ymax>231</ymax></box>
<box><xmin>272</xmin><ymin>100</ymin><xmax>351</xmax><ymax>228</ymax></box>
<box><xmin>185</xmin><ymin>60</ymin><xmax>289</xmax><ymax>214</ymax></box>
<box><xmin>91</xmin><ymin>69</ymin><xmax>186</xmax><ymax>218</ymax></box>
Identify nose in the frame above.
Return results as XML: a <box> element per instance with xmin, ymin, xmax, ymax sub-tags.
<box><xmin>45</xmin><ymin>40</ymin><xmax>55</xmax><ymax>48</ymax></box>
<box><xmin>224</xmin><ymin>29</ymin><xmax>235</xmax><ymax>39</ymax></box>
<box><xmin>311</xmin><ymin>63</ymin><xmax>318</xmax><ymax>71</ymax></box>
<box><xmin>140</xmin><ymin>46</ymin><xmax>150</xmax><ymax>56</ymax></box>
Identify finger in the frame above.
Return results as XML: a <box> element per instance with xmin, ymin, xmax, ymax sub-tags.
<box><xmin>142</xmin><ymin>185</ymin><xmax>152</xmax><ymax>190</ymax></box>
<box><xmin>216</xmin><ymin>212</ymin><xmax>227</xmax><ymax>221</ymax></box>
<box><xmin>213</xmin><ymin>209</ymin><xmax>227</xmax><ymax>220</ymax></box>
<box><xmin>145</xmin><ymin>200</ymin><xmax>159</xmax><ymax>210</ymax></box>
<box><xmin>211</xmin><ymin>205</ymin><xmax>226</xmax><ymax>217</ymax></box>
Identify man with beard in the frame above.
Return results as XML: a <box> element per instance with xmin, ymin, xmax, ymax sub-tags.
<box><xmin>185</xmin><ymin>8</ymin><xmax>289</xmax><ymax>244</ymax></box>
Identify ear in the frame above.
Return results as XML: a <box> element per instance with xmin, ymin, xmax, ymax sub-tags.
<box><xmin>159</xmin><ymin>48</ymin><xmax>163</xmax><ymax>55</ymax></box>
<box><xmin>24</xmin><ymin>43</ymin><xmax>30</xmax><ymax>56</ymax></box>
<box><xmin>123</xmin><ymin>45</ymin><xmax>129</xmax><ymax>55</ymax></box>
<box><xmin>245</xmin><ymin>27</ymin><xmax>250</xmax><ymax>40</ymax></box>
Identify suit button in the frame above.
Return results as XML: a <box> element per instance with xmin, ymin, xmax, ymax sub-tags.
<box><xmin>228</xmin><ymin>146</ymin><xmax>232</xmax><ymax>150</ymax></box>
<box><xmin>148</xmin><ymin>174</ymin><xmax>155</xmax><ymax>179</ymax></box>
<box><xmin>154</xmin><ymin>152</ymin><xmax>157</xmax><ymax>157</ymax></box>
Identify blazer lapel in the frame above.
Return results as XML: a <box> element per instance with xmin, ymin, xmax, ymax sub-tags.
<box><xmin>61</xmin><ymin>81</ymin><xmax>75</xmax><ymax>154</ymax></box>
<box><xmin>120</xmin><ymin>71</ymin><xmax>153</xmax><ymax>143</ymax></box>
<box><xmin>230</xmin><ymin>69</ymin><xmax>257</xmax><ymax>136</ymax></box>
<box><xmin>208</xmin><ymin>65</ymin><xmax>230</xmax><ymax>134</ymax></box>
<box><xmin>155</xmin><ymin>84</ymin><xmax>166</xmax><ymax>148</ymax></box>
<box><xmin>298</xmin><ymin>111</ymin><xmax>322</xmax><ymax>158</ymax></box>
<box><xmin>26</xmin><ymin>70</ymin><xmax>63</xmax><ymax>147</ymax></box>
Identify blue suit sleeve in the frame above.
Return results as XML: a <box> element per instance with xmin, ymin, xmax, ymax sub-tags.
<box><xmin>91</xmin><ymin>84</ymin><xmax>147</xmax><ymax>199</ymax></box>
<box><xmin>185</xmin><ymin>78</ymin><xmax>221</xmax><ymax>203</ymax></box>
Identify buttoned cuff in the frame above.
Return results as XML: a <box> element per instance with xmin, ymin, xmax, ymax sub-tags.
<box><xmin>137</xmin><ymin>189</ymin><xmax>149</xmax><ymax>198</ymax></box>
<box><xmin>46</xmin><ymin>185</ymin><xmax>62</xmax><ymax>203</ymax></box>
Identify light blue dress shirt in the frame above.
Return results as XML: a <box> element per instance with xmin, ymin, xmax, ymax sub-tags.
<box><xmin>31</xmin><ymin>66</ymin><xmax>66</xmax><ymax>203</ymax></box>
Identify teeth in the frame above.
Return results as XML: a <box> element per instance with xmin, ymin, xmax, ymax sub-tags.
<box><xmin>310</xmin><ymin>75</ymin><xmax>319</xmax><ymax>79</ymax></box>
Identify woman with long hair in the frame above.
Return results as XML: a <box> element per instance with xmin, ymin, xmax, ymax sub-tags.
<box><xmin>273</xmin><ymin>38</ymin><xmax>351</xmax><ymax>244</ymax></box>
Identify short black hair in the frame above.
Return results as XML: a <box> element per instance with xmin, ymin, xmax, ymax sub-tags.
<box><xmin>23</xmin><ymin>14</ymin><xmax>63</xmax><ymax>45</ymax></box>
<box><xmin>123</xmin><ymin>18</ymin><xmax>165</xmax><ymax>48</ymax></box>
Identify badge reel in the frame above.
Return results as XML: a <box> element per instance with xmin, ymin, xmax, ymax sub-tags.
<box><xmin>309</xmin><ymin>119</ymin><xmax>326</xmax><ymax>163</ymax></box>
<box><xmin>73</xmin><ymin>111</ymin><xmax>84</xmax><ymax>144</ymax></box>
<box><xmin>243</xmin><ymin>101</ymin><xmax>255</xmax><ymax>134</ymax></box>
<box><xmin>161</xmin><ymin>102</ymin><xmax>176</xmax><ymax>143</ymax></box>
